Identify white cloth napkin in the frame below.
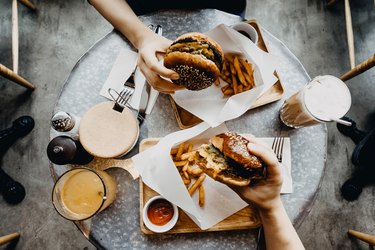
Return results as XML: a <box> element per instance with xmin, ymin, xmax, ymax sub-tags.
<box><xmin>132</xmin><ymin>123</ymin><xmax>293</xmax><ymax>230</ymax></box>
<box><xmin>99</xmin><ymin>48</ymin><xmax>159</xmax><ymax>114</ymax></box>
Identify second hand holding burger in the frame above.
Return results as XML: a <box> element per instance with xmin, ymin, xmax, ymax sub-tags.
<box><xmin>195</xmin><ymin>132</ymin><xmax>266</xmax><ymax>187</ymax></box>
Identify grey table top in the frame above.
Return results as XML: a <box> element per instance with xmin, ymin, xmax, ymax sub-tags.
<box><xmin>50</xmin><ymin>9</ymin><xmax>327</xmax><ymax>250</ymax></box>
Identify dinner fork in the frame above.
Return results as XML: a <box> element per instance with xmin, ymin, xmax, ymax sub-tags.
<box><xmin>108</xmin><ymin>87</ymin><xmax>134</xmax><ymax>112</ymax></box>
<box><xmin>271</xmin><ymin>137</ymin><xmax>285</xmax><ymax>163</ymax></box>
<box><xmin>117</xmin><ymin>86</ymin><xmax>134</xmax><ymax>107</ymax></box>
<box><xmin>110</xmin><ymin>67</ymin><xmax>137</xmax><ymax>109</ymax></box>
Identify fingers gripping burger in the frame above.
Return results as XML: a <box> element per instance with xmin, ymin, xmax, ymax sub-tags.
<box><xmin>196</xmin><ymin>132</ymin><xmax>266</xmax><ymax>186</ymax></box>
<box><xmin>164</xmin><ymin>32</ymin><xmax>224</xmax><ymax>90</ymax></box>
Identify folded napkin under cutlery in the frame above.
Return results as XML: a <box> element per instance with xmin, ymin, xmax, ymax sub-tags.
<box><xmin>100</xmin><ymin>48</ymin><xmax>159</xmax><ymax>115</ymax></box>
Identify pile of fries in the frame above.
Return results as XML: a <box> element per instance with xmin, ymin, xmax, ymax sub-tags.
<box><xmin>219</xmin><ymin>53</ymin><xmax>255</xmax><ymax>95</ymax></box>
<box><xmin>170</xmin><ymin>142</ymin><xmax>205</xmax><ymax>207</ymax></box>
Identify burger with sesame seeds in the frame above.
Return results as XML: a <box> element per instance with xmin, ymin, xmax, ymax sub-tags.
<box><xmin>164</xmin><ymin>32</ymin><xmax>224</xmax><ymax>91</ymax></box>
<box><xmin>195</xmin><ymin>132</ymin><xmax>266</xmax><ymax>186</ymax></box>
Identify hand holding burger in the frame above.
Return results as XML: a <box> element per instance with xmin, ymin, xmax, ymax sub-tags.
<box><xmin>228</xmin><ymin>136</ymin><xmax>305</xmax><ymax>250</ymax></box>
<box><xmin>196</xmin><ymin>133</ymin><xmax>283</xmax><ymax>211</ymax></box>
<box><xmin>136</xmin><ymin>31</ymin><xmax>185</xmax><ymax>94</ymax></box>
<box><xmin>229</xmin><ymin>135</ymin><xmax>283</xmax><ymax>211</ymax></box>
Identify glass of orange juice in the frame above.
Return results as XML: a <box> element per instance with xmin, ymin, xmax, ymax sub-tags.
<box><xmin>52</xmin><ymin>167</ymin><xmax>116</xmax><ymax>221</ymax></box>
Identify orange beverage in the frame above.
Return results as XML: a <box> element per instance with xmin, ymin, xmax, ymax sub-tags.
<box><xmin>52</xmin><ymin>168</ymin><xmax>116</xmax><ymax>220</ymax></box>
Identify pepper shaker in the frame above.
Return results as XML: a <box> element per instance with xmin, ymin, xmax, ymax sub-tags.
<box><xmin>47</xmin><ymin>136</ymin><xmax>93</xmax><ymax>165</ymax></box>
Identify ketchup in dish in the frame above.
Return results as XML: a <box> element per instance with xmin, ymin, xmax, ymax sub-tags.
<box><xmin>147</xmin><ymin>199</ymin><xmax>174</xmax><ymax>226</ymax></box>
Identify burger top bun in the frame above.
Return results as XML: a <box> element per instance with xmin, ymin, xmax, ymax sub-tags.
<box><xmin>211</xmin><ymin>133</ymin><xmax>263</xmax><ymax>170</ymax></box>
<box><xmin>164</xmin><ymin>32</ymin><xmax>224</xmax><ymax>91</ymax></box>
<box><xmin>196</xmin><ymin>132</ymin><xmax>266</xmax><ymax>187</ymax></box>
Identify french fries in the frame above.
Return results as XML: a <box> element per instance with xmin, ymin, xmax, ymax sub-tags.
<box><xmin>199</xmin><ymin>185</ymin><xmax>205</xmax><ymax>207</ymax></box>
<box><xmin>219</xmin><ymin>53</ymin><xmax>255</xmax><ymax>96</ymax></box>
<box><xmin>188</xmin><ymin>174</ymin><xmax>206</xmax><ymax>195</ymax></box>
<box><xmin>170</xmin><ymin>142</ymin><xmax>206</xmax><ymax>207</ymax></box>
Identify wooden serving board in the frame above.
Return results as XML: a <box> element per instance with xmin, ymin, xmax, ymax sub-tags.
<box><xmin>170</xmin><ymin>19</ymin><xmax>284</xmax><ymax>129</ymax></box>
<box><xmin>139</xmin><ymin>138</ymin><xmax>262</xmax><ymax>235</ymax></box>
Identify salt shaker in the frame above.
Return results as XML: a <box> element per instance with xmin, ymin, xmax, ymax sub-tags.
<box><xmin>51</xmin><ymin>111</ymin><xmax>80</xmax><ymax>137</ymax></box>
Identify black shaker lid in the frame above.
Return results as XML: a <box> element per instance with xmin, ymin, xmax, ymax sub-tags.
<box><xmin>47</xmin><ymin>136</ymin><xmax>77</xmax><ymax>165</ymax></box>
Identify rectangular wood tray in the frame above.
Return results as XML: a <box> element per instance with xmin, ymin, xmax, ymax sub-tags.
<box><xmin>170</xmin><ymin>19</ymin><xmax>284</xmax><ymax>129</ymax></box>
<box><xmin>139</xmin><ymin>138</ymin><xmax>262</xmax><ymax>235</ymax></box>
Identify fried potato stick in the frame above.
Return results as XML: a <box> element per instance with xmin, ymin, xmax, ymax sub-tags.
<box><xmin>188</xmin><ymin>167</ymin><xmax>203</xmax><ymax>177</ymax></box>
<box><xmin>181</xmin><ymin>151</ymin><xmax>196</xmax><ymax>160</ymax></box>
<box><xmin>233</xmin><ymin>56</ymin><xmax>248</xmax><ymax>87</ymax></box>
<box><xmin>199</xmin><ymin>185</ymin><xmax>205</xmax><ymax>207</ymax></box>
<box><xmin>175</xmin><ymin>142</ymin><xmax>185</xmax><ymax>160</ymax></box>
<box><xmin>223</xmin><ymin>87</ymin><xmax>234</xmax><ymax>96</ymax></box>
<box><xmin>170</xmin><ymin>147</ymin><xmax>178</xmax><ymax>155</ymax></box>
<box><xmin>174</xmin><ymin>160</ymin><xmax>188</xmax><ymax>167</ymax></box>
<box><xmin>188</xmin><ymin>174</ymin><xmax>206</xmax><ymax>195</ymax></box>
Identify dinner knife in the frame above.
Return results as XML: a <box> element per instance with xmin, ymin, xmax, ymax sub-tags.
<box><xmin>145</xmin><ymin>25</ymin><xmax>162</xmax><ymax>115</ymax></box>
<box><xmin>137</xmin><ymin>81</ymin><xmax>149</xmax><ymax>124</ymax></box>
<box><xmin>137</xmin><ymin>25</ymin><xmax>163</xmax><ymax>124</ymax></box>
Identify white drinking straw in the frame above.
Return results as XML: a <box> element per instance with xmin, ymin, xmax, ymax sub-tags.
<box><xmin>333</xmin><ymin>118</ymin><xmax>352</xmax><ymax>126</ymax></box>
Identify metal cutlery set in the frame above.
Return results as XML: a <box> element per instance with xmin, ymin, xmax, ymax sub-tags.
<box><xmin>108</xmin><ymin>24</ymin><xmax>162</xmax><ymax>126</ymax></box>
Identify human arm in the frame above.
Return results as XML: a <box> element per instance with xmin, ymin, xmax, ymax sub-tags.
<box><xmin>231</xmin><ymin>136</ymin><xmax>305</xmax><ymax>250</ymax></box>
<box><xmin>89</xmin><ymin>0</ymin><xmax>183</xmax><ymax>93</ymax></box>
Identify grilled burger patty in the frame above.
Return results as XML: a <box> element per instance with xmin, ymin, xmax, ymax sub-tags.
<box><xmin>167</xmin><ymin>38</ymin><xmax>224</xmax><ymax>69</ymax></box>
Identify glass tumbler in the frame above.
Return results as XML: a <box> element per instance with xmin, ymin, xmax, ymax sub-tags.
<box><xmin>52</xmin><ymin>167</ymin><xmax>116</xmax><ymax>221</ymax></box>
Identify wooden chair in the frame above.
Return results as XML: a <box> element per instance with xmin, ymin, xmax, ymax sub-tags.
<box><xmin>348</xmin><ymin>229</ymin><xmax>375</xmax><ymax>246</ymax></box>
<box><xmin>0</xmin><ymin>232</ymin><xmax>20</xmax><ymax>247</ymax></box>
<box><xmin>0</xmin><ymin>0</ymin><xmax>36</xmax><ymax>90</ymax></box>
<box><xmin>327</xmin><ymin>0</ymin><xmax>375</xmax><ymax>72</ymax></box>
<box><xmin>340</xmin><ymin>54</ymin><xmax>375</xmax><ymax>81</ymax></box>
<box><xmin>326</xmin><ymin>0</ymin><xmax>356</xmax><ymax>69</ymax></box>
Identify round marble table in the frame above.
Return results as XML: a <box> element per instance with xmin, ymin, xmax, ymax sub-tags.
<box><xmin>50</xmin><ymin>9</ymin><xmax>327</xmax><ymax>250</ymax></box>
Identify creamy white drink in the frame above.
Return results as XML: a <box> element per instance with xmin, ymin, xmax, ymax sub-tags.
<box><xmin>280</xmin><ymin>75</ymin><xmax>351</xmax><ymax>128</ymax></box>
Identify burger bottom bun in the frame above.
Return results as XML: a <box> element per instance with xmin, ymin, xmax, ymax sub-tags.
<box><xmin>164</xmin><ymin>52</ymin><xmax>220</xmax><ymax>90</ymax></box>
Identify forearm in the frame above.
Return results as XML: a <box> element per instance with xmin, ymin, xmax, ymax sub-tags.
<box><xmin>89</xmin><ymin>0</ymin><xmax>153</xmax><ymax>48</ymax></box>
<box><xmin>259</xmin><ymin>200</ymin><xmax>305</xmax><ymax>250</ymax></box>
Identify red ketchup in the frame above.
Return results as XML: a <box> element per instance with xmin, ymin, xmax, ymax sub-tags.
<box><xmin>147</xmin><ymin>199</ymin><xmax>174</xmax><ymax>226</ymax></box>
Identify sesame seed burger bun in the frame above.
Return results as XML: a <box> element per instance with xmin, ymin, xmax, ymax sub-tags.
<box><xmin>164</xmin><ymin>32</ymin><xmax>224</xmax><ymax>91</ymax></box>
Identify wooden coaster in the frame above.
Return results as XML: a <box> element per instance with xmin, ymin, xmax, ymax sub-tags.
<box><xmin>79</xmin><ymin>101</ymin><xmax>139</xmax><ymax>158</ymax></box>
